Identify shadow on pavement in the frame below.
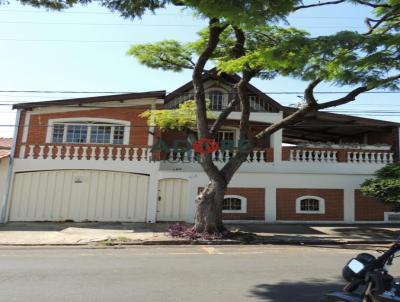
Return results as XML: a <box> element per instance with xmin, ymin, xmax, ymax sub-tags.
<box><xmin>0</xmin><ymin>222</ymin><xmax>170</xmax><ymax>232</ymax></box>
<box><xmin>330</xmin><ymin>227</ymin><xmax>399</xmax><ymax>239</ymax></box>
<box><xmin>249</xmin><ymin>278</ymin><xmax>343</xmax><ymax>302</ymax></box>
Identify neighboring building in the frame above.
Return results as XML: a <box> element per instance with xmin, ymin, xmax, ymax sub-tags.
<box><xmin>1</xmin><ymin>73</ymin><xmax>399</xmax><ymax>224</ymax></box>
<box><xmin>0</xmin><ymin>138</ymin><xmax>12</xmax><ymax>206</ymax></box>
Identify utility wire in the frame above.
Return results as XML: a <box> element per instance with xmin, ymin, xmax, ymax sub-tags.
<box><xmin>0</xmin><ymin>9</ymin><xmax>368</xmax><ymax>19</ymax></box>
<box><xmin>0</xmin><ymin>21</ymin><xmax>365</xmax><ymax>29</ymax></box>
<box><xmin>0</xmin><ymin>90</ymin><xmax>399</xmax><ymax>94</ymax></box>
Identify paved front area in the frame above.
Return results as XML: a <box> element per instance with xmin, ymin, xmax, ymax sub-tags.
<box><xmin>0</xmin><ymin>245</ymin><xmax>398</xmax><ymax>302</ymax></box>
<box><xmin>0</xmin><ymin>222</ymin><xmax>399</xmax><ymax>245</ymax></box>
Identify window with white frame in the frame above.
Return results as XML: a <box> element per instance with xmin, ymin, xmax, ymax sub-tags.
<box><xmin>249</xmin><ymin>95</ymin><xmax>274</xmax><ymax>112</ymax></box>
<box><xmin>51</xmin><ymin>122</ymin><xmax>127</xmax><ymax>145</ymax></box>
<box><xmin>295</xmin><ymin>196</ymin><xmax>325</xmax><ymax>214</ymax></box>
<box><xmin>217</xmin><ymin>130</ymin><xmax>235</xmax><ymax>145</ymax></box>
<box><xmin>223</xmin><ymin>195</ymin><xmax>247</xmax><ymax>213</ymax></box>
<box><xmin>207</xmin><ymin>90</ymin><xmax>224</xmax><ymax>110</ymax></box>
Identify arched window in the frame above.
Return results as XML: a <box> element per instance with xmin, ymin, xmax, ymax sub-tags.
<box><xmin>207</xmin><ymin>90</ymin><xmax>224</xmax><ymax>111</ymax></box>
<box><xmin>295</xmin><ymin>196</ymin><xmax>325</xmax><ymax>214</ymax></box>
<box><xmin>223</xmin><ymin>195</ymin><xmax>247</xmax><ymax>213</ymax></box>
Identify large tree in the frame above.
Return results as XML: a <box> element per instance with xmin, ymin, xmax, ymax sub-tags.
<box><xmin>128</xmin><ymin>1</ymin><xmax>400</xmax><ymax>233</ymax></box>
<box><xmin>3</xmin><ymin>0</ymin><xmax>399</xmax><ymax>232</ymax></box>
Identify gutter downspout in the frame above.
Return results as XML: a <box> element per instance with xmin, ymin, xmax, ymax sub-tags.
<box><xmin>0</xmin><ymin>109</ymin><xmax>21</xmax><ymax>223</ymax></box>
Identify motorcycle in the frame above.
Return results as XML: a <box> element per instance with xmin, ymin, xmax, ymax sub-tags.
<box><xmin>320</xmin><ymin>240</ymin><xmax>400</xmax><ymax>302</ymax></box>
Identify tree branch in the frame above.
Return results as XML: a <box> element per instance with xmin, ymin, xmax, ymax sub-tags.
<box><xmin>210</xmin><ymin>26</ymin><xmax>247</xmax><ymax>138</ymax></box>
<box><xmin>254</xmin><ymin>74</ymin><xmax>400</xmax><ymax>145</ymax></box>
<box><xmin>193</xmin><ymin>18</ymin><xmax>228</xmax><ymax>139</ymax></box>
<box><xmin>210</xmin><ymin>92</ymin><xmax>239</xmax><ymax>137</ymax></box>
<box><xmin>294</xmin><ymin>0</ymin><xmax>346</xmax><ymax>11</ymax></box>
<box><xmin>157</xmin><ymin>55</ymin><xmax>194</xmax><ymax>70</ymax></box>
<box><xmin>304</xmin><ymin>78</ymin><xmax>322</xmax><ymax>106</ymax></box>
<box><xmin>318</xmin><ymin>74</ymin><xmax>400</xmax><ymax>109</ymax></box>
<box><xmin>364</xmin><ymin>6</ymin><xmax>400</xmax><ymax>35</ymax></box>
<box><xmin>192</xmin><ymin>18</ymin><xmax>228</xmax><ymax>181</ymax></box>
<box><xmin>354</xmin><ymin>0</ymin><xmax>392</xmax><ymax>8</ymax></box>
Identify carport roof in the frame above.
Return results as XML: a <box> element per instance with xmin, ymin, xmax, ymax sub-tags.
<box><xmin>282</xmin><ymin>106</ymin><xmax>400</xmax><ymax>143</ymax></box>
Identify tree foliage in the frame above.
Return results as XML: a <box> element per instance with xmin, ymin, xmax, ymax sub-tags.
<box><xmin>139</xmin><ymin>100</ymin><xmax>215</xmax><ymax>131</ymax></box>
<box><xmin>361</xmin><ymin>163</ymin><xmax>400</xmax><ymax>204</ymax></box>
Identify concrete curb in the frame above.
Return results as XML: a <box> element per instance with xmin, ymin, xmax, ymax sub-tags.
<box><xmin>0</xmin><ymin>238</ymin><xmax>395</xmax><ymax>247</ymax></box>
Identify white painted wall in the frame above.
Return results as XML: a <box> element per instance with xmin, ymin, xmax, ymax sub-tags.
<box><xmin>158</xmin><ymin>170</ymin><xmax>374</xmax><ymax>223</ymax></box>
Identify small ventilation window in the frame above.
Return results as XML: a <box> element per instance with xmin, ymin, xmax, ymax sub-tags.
<box><xmin>296</xmin><ymin>196</ymin><xmax>325</xmax><ymax>214</ymax></box>
<box><xmin>223</xmin><ymin>195</ymin><xmax>247</xmax><ymax>213</ymax></box>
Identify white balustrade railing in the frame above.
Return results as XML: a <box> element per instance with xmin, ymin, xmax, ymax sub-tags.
<box><xmin>21</xmin><ymin>144</ymin><xmax>154</xmax><ymax>162</ymax></box>
<box><xmin>166</xmin><ymin>149</ymin><xmax>269</xmax><ymax>163</ymax></box>
<box><xmin>347</xmin><ymin>151</ymin><xmax>394</xmax><ymax>164</ymax></box>
<box><xmin>286</xmin><ymin>148</ymin><xmax>394</xmax><ymax>164</ymax></box>
<box><xmin>289</xmin><ymin>149</ymin><xmax>338</xmax><ymax>163</ymax></box>
<box><xmin>19</xmin><ymin>145</ymin><xmax>397</xmax><ymax>166</ymax></box>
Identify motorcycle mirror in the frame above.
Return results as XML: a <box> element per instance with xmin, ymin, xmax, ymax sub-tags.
<box><xmin>348</xmin><ymin>259</ymin><xmax>365</xmax><ymax>274</ymax></box>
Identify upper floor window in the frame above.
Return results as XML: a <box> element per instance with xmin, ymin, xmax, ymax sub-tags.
<box><xmin>223</xmin><ymin>195</ymin><xmax>247</xmax><ymax>213</ymax></box>
<box><xmin>295</xmin><ymin>196</ymin><xmax>325</xmax><ymax>214</ymax></box>
<box><xmin>51</xmin><ymin>122</ymin><xmax>127</xmax><ymax>145</ymax></box>
<box><xmin>217</xmin><ymin>130</ymin><xmax>235</xmax><ymax>145</ymax></box>
<box><xmin>208</xmin><ymin>90</ymin><xmax>224</xmax><ymax>111</ymax></box>
<box><xmin>249</xmin><ymin>95</ymin><xmax>274</xmax><ymax>112</ymax></box>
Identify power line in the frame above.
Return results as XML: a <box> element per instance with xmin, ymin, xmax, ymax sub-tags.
<box><xmin>0</xmin><ymin>90</ymin><xmax>399</xmax><ymax>94</ymax></box>
<box><xmin>0</xmin><ymin>21</ymin><xmax>365</xmax><ymax>29</ymax></box>
<box><xmin>0</xmin><ymin>21</ymin><xmax>202</xmax><ymax>27</ymax></box>
<box><xmin>0</xmin><ymin>38</ymin><xmax>152</xmax><ymax>43</ymax></box>
<box><xmin>0</xmin><ymin>10</ymin><xmax>373</xmax><ymax>24</ymax></box>
<box><xmin>0</xmin><ymin>9</ymin><xmax>188</xmax><ymax>16</ymax></box>
<box><xmin>0</xmin><ymin>9</ymin><xmax>365</xmax><ymax>19</ymax></box>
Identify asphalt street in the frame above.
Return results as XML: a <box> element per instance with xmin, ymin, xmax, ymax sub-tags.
<box><xmin>0</xmin><ymin>245</ymin><xmax>398</xmax><ymax>302</ymax></box>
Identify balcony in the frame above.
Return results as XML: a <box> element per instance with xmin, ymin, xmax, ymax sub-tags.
<box><xmin>282</xmin><ymin>147</ymin><xmax>395</xmax><ymax>164</ymax></box>
<box><xmin>16</xmin><ymin>144</ymin><xmax>396</xmax><ymax>175</ymax></box>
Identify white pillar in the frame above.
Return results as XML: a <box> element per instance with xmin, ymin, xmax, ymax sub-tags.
<box><xmin>265</xmin><ymin>187</ymin><xmax>277</xmax><ymax>222</ymax></box>
<box><xmin>271</xmin><ymin>129</ymin><xmax>282</xmax><ymax>163</ymax></box>
<box><xmin>343</xmin><ymin>188</ymin><xmax>355</xmax><ymax>222</ymax></box>
<box><xmin>147</xmin><ymin>103</ymin><xmax>156</xmax><ymax>147</ymax></box>
<box><xmin>186</xmin><ymin>177</ymin><xmax>199</xmax><ymax>223</ymax></box>
<box><xmin>146</xmin><ymin>174</ymin><xmax>159</xmax><ymax>223</ymax></box>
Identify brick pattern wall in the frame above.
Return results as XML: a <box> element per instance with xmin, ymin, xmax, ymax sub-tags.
<box><xmin>355</xmin><ymin>189</ymin><xmax>393</xmax><ymax>221</ymax></box>
<box><xmin>198</xmin><ymin>187</ymin><xmax>265</xmax><ymax>220</ymax></box>
<box><xmin>276</xmin><ymin>188</ymin><xmax>344</xmax><ymax>221</ymax></box>
<box><xmin>15</xmin><ymin>107</ymin><xmax>151</xmax><ymax>158</ymax></box>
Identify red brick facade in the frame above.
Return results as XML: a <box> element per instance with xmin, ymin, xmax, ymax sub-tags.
<box><xmin>276</xmin><ymin>188</ymin><xmax>344</xmax><ymax>221</ymax></box>
<box><xmin>198</xmin><ymin>187</ymin><xmax>265</xmax><ymax>220</ymax></box>
<box><xmin>354</xmin><ymin>189</ymin><xmax>393</xmax><ymax>221</ymax></box>
<box><xmin>15</xmin><ymin>106</ymin><xmax>151</xmax><ymax>158</ymax></box>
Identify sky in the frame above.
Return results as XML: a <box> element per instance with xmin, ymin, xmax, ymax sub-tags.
<box><xmin>0</xmin><ymin>0</ymin><xmax>399</xmax><ymax>138</ymax></box>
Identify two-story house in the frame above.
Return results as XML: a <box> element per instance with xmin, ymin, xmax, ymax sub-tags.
<box><xmin>1</xmin><ymin>72</ymin><xmax>399</xmax><ymax>224</ymax></box>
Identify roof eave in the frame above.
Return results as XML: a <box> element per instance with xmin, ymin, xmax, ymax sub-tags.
<box><xmin>12</xmin><ymin>90</ymin><xmax>167</xmax><ymax>110</ymax></box>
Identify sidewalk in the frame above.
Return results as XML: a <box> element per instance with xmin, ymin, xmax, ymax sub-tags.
<box><xmin>0</xmin><ymin>222</ymin><xmax>399</xmax><ymax>246</ymax></box>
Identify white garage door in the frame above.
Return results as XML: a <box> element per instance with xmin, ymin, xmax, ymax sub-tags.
<box><xmin>9</xmin><ymin>170</ymin><xmax>149</xmax><ymax>222</ymax></box>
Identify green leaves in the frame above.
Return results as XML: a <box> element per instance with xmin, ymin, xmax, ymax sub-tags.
<box><xmin>361</xmin><ymin>162</ymin><xmax>400</xmax><ymax>204</ymax></box>
<box><xmin>140</xmin><ymin>100</ymin><xmax>215</xmax><ymax>130</ymax></box>
<box><xmin>127</xmin><ymin>40</ymin><xmax>195</xmax><ymax>71</ymax></box>
<box><xmin>181</xmin><ymin>0</ymin><xmax>302</xmax><ymax>26</ymax></box>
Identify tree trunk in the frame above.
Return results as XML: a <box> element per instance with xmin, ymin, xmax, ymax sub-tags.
<box><xmin>193</xmin><ymin>179</ymin><xmax>227</xmax><ymax>233</ymax></box>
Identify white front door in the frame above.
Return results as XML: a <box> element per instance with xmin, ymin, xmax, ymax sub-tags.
<box><xmin>157</xmin><ymin>178</ymin><xmax>188</xmax><ymax>221</ymax></box>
